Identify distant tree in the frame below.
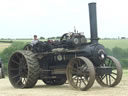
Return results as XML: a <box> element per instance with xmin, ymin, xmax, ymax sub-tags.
<box><xmin>121</xmin><ymin>37</ymin><xmax>126</xmax><ymax>39</ymax></box>
<box><xmin>105</xmin><ymin>48</ymin><xmax>112</xmax><ymax>56</ymax></box>
<box><xmin>48</xmin><ymin>37</ymin><xmax>55</xmax><ymax>39</ymax></box>
<box><xmin>56</xmin><ymin>36</ymin><xmax>61</xmax><ymax>40</ymax></box>
<box><xmin>40</xmin><ymin>37</ymin><xmax>45</xmax><ymax>39</ymax></box>
<box><xmin>112</xmin><ymin>47</ymin><xmax>124</xmax><ymax>58</ymax></box>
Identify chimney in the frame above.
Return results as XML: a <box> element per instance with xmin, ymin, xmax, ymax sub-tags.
<box><xmin>88</xmin><ymin>3</ymin><xmax>98</xmax><ymax>44</ymax></box>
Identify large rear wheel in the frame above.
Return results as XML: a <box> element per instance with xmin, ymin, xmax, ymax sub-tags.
<box><xmin>66</xmin><ymin>57</ymin><xmax>95</xmax><ymax>91</ymax></box>
<box><xmin>8</xmin><ymin>51</ymin><xmax>40</xmax><ymax>88</ymax></box>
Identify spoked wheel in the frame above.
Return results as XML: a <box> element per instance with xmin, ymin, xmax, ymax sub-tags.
<box><xmin>23</xmin><ymin>44</ymin><xmax>33</xmax><ymax>51</ymax></box>
<box><xmin>66</xmin><ymin>57</ymin><xmax>95</xmax><ymax>91</ymax></box>
<box><xmin>8</xmin><ymin>51</ymin><xmax>40</xmax><ymax>88</ymax></box>
<box><xmin>96</xmin><ymin>56</ymin><xmax>122</xmax><ymax>87</ymax></box>
<box><xmin>43</xmin><ymin>76</ymin><xmax>67</xmax><ymax>85</ymax></box>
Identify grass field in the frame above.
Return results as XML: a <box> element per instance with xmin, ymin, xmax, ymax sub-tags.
<box><xmin>0</xmin><ymin>43</ymin><xmax>11</xmax><ymax>52</ymax></box>
<box><xmin>99</xmin><ymin>39</ymin><xmax>128</xmax><ymax>49</ymax></box>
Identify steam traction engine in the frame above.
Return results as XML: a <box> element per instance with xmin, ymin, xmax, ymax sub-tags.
<box><xmin>8</xmin><ymin>3</ymin><xmax>122</xmax><ymax>91</ymax></box>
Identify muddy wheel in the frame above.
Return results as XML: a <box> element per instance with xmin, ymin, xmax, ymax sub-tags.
<box><xmin>8</xmin><ymin>51</ymin><xmax>40</xmax><ymax>88</ymax></box>
<box><xmin>96</xmin><ymin>56</ymin><xmax>122</xmax><ymax>87</ymax></box>
<box><xmin>23</xmin><ymin>44</ymin><xmax>33</xmax><ymax>51</ymax></box>
<box><xmin>43</xmin><ymin>76</ymin><xmax>66</xmax><ymax>85</ymax></box>
<box><xmin>66</xmin><ymin>57</ymin><xmax>95</xmax><ymax>91</ymax></box>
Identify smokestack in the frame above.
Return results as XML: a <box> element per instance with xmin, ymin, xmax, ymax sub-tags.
<box><xmin>88</xmin><ymin>3</ymin><xmax>98</xmax><ymax>44</ymax></box>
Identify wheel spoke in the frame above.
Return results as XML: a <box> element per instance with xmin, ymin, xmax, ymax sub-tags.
<box><xmin>11</xmin><ymin>74</ymin><xmax>21</xmax><ymax>79</ymax></box>
<box><xmin>79</xmin><ymin>77</ymin><xmax>82</xmax><ymax>88</ymax></box>
<box><xmin>109</xmin><ymin>75</ymin><xmax>111</xmax><ymax>85</ymax></box>
<box><xmin>15</xmin><ymin>78</ymin><xmax>21</xmax><ymax>85</ymax></box>
<box><xmin>83</xmin><ymin>73</ymin><xmax>89</xmax><ymax>83</ymax></box>
<box><xmin>111</xmin><ymin>72</ymin><xmax>117</xmax><ymax>75</ymax></box>
<box><xmin>110</xmin><ymin>74</ymin><xmax>116</xmax><ymax>80</ymax></box>
<box><xmin>75</xmin><ymin>77</ymin><xmax>79</xmax><ymax>86</ymax></box>
<box><xmin>110</xmin><ymin>61</ymin><xmax>114</xmax><ymax>67</ymax></box>
<box><xmin>106</xmin><ymin>75</ymin><xmax>108</xmax><ymax>85</ymax></box>
<box><xmin>108</xmin><ymin>59</ymin><xmax>111</xmax><ymax>66</ymax></box>
<box><xmin>12</xmin><ymin>59</ymin><xmax>20</xmax><ymax>65</ymax></box>
<box><xmin>81</xmin><ymin>77</ymin><xmax>87</xmax><ymax>86</ymax></box>
<box><xmin>83</xmin><ymin>66</ymin><xmax>88</xmax><ymax>72</ymax></box>
<box><xmin>10</xmin><ymin>67</ymin><xmax>19</xmax><ymax>71</ymax></box>
<box><xmin>71</xmin><ymin>68</ymin><xmax>77</xmax><ymax>73</ymax></box>
<box><xmin>101</xmin><ymin>75</ymin><xmax>106</xmax><ymax>80</ymax></box>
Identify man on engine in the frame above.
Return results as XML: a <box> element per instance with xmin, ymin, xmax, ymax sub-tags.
<box><xmin>31</xmin><ymin>35</ymin><xmax>39</xmax><ymax>46</ymax></box>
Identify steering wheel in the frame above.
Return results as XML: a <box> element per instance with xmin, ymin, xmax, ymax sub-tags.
<box><xmin>60</xmin><ymin>33</ymin><xmax>73</xmax><ymax>42</ymax></box>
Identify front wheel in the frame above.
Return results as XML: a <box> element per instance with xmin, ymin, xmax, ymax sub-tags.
<box><xmin>96</xmin><ymin>56</ymin><xmax>122</xmax><ymax>87</ymax></box>
<box><xmin>66</xmin><ymin>57</ymin><xmax>95</xmax><ymax>91</ymax></box>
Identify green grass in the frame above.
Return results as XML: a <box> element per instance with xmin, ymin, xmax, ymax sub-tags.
<box><xmin>0</xmin><ymin>43</ymin><xmax>11</xmax><ymax>52</ymax></box>
<box><xmin>99</xmin><ymin>39</ymin><xmax>128</xmax><ymax>49</ymax></box>
<box><xmin>123</xmin><ymin>69</ymin><xmax>128</xmax><ymax>76</ymax></box>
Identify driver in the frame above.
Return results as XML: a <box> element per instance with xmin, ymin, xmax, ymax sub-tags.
<box><xmin>31</xmin><ymin>35</ymin><xmax>39</xmax><ymax>46</ymax></box>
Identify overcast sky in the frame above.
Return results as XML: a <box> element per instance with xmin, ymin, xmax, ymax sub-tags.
<box><xmin>0</xmin><ymin>0</ymin><xmax>128</xmax><ymax>39</ymax></box>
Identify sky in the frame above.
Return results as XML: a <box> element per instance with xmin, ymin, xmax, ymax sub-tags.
<box><xmin>0</xmin><ymin>0</ymin><xmax>128</xmax><ymax>39</ymax></box>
